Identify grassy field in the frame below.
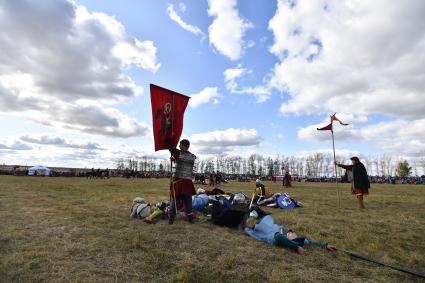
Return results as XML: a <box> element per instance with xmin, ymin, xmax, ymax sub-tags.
<box><xmin>0</xmin><ymin>176</ymin><xmax>424</xmax><ymax>283</ymax></box>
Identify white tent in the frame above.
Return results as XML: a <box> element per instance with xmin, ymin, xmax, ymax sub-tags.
<box><xmin>28</xmin><ymin>165</ymin><xmax>51</xmax><ymax>176</ymax></box>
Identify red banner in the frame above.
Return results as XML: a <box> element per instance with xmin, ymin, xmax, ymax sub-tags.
<box><xmin>150</xmin><ymin>84</ymin><xmax>190</xmax><ymax>151</ymax></box>
<box><xmin>317</xmin><ymin>122</ymin><xmax>333</xmax><ymax>131</ymax></box>
<box><xmin>331</xmin><ymin>113</ymin><xmax>349</xmax><ymax>125</ymax></box>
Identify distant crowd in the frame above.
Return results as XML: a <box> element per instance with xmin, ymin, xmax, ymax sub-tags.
<box><xmin>300</xmin><ymin>175</ymin><xmax>425</xmax><ymax>185</ymax></box>
<box><xmin>1</xmin><ymin>167</ymin><xmax>424</xmax><ymax>185</ymax></box>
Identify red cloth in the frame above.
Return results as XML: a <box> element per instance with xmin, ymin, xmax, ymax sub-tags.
<box><xmin>170</xmin><ymin>178</ymin><xmax>195</xmax><ymax>197</ymax></box>
<box><xmin>353</xmin><ymin>187</ymin><xmax>368</xmax><ymax>196</ymax></box>
<box><xmin>317</xmin><ymin>122</ymin><xmax>333</xmax><ymax>131</ymax></box>
<box><xmin>331</xmin><ymin>113</ymin><xmax>349</xmax><ymax>125</ymax></box>
<box><xmin>150</xmin><ymin>84</ymin><xmax>190</xmax><ymax>151</ymax></box>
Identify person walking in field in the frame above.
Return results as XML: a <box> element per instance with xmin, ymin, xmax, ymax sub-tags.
<box><xmin>335</xmin><ymin>156</ymin><xmax>370</xmax><ymax>209</ymax></box>
<box><xmin>168</xmin><ymin>139</ymin><xmax>196</xmax><ymax>224</ymax></box>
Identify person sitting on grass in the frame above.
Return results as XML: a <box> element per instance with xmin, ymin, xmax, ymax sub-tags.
<box><xmin>253</xmin><ymin>179</ymin><xmax>271</xmax><ymax>203</ymax></box>
<box><xmin>244</xmin><ymin>210</ymin><xmax>336</xmax><ymax>255</ymax></box>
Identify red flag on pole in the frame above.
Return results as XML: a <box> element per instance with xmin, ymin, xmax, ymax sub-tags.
<box><xmin>150</xmin><ymin>84</ymin><xmax>190</xmax><ymax>151</ymax></box>
<box><xmin>317</xmin><ymin>122</ymin><xmax>333</xmax><ymax>131</ymax></box>
<box><xmin>330</xmin><ymin>113</ymin><xmax>349</xmax><ymax>125</ymax></box>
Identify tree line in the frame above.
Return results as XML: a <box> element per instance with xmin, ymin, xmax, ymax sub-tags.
<box><xmin>116</xmin><ymin>152</ymin><xmax>425</xmax><ymax>177</ymax></box>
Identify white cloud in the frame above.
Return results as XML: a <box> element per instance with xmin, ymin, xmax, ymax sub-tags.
<box><xmin>208</xmin><ymin>0</ymin><xmax>253</xmax><ymax>60</ymax></box>
<box><xmin>277</xmin><ymin>133</ymin><xmax>284</xmax><ymax>139</ymax></box>
<box><xmin>268</xmin><ymin>0</ymin><xmax>425</xmax><ymax>119</ymax></box>
<box><xmin>167</xmin><ymin>4</ymin><xmax>205</xmax><ymax>38</ymax></box>
<box><xmin>298</xmin><ymin>117</ymin><xmax>425</xmax><ymax>157</ymax></box>
<box><xmin>45</xmin><ymin>105</ymin><xmax>150</xmax><ymax>138</ymax></box>
<box><xmin>359</xmin><ymin>119</ymin><xmax>425</xmax><ymax>157</ymax></box>
<box><xmin>268</xmin><ymin>1</ymin><xmax>425</xmax><ymax>158</ymax></box>
<box><xmin>0</xmin><ymin>139</ymin><xmax>32</xmax><ymax>151</ymax></box>
<box><xmin>0</xmin><ymin>136</ymin><xmax>167</xmax><ymax>168</ymax></box>
<box><xmin>296</xmin><ymin>149</ymin><xmax>360</xmax><ymax>160</ymax></box>
<box><xmin>233</xmin><ymin>86</ymin><xmax>271</xmax><ymax>103</ymax></box>
<box><xmin>179</xmin><ymin>3</ymin><xmax>187</xmax><ymax>13</ymax></box>
<box><xmin>0</xmin><ymin>0</ymin><xmax>158</xmax><ymax>138</ymax></box>
<box><xmin>223</xmin><ymin>65</ymin><xmax>272</xmax><ymax>102</ymax></box>
<box><xmin>189</xmin><ymin>87</ymin><xmax>220</xmax><ymax>108</ymax></box>
<box><xmin>223</xmin><ymin>64</ymin><xmax>248</xmax><ymax>86</ymax></box>
<box><xmin>298</xmin><ymin>122</ymin><xmax>359</xmax><ymax>142</ymax></box>
<box><xmin>20</xmin><ymin>134</ymin><xmax>101</xmax><ymax>150</ymax></box>
<box><xmin>224</xmin><ymin>65</ymin><xmax>250</xmax><ymax>90</ymax></box>
<box><xmin>189</xmin><ymin>128</ymin><xmax>261</xmax><ymax>154</ymax></box>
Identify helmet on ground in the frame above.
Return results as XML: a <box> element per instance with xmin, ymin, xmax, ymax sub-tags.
<box><xmin>249</xmin><ymin>210</ymin><xmax>259</xmax><ymax>218</ymax></box>
<box><xmin>233</xmin><ymin>192</ymin><xmax>246</xmax><ymax>204</ymax></box>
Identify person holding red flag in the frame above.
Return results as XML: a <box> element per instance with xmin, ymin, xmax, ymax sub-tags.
<box><xmin>167</xmin><ymin>139</ymin><xmax>196</xmax><ymax>224</ymax></box>
<box><xmin>150</xmin><ymin>84</ymin><xmax>195</xmax><ymax>224</ymax></box>
<box><xmin>335</xmin><ymin>157</ymin><xmax>370</xmax><ymax>209</ymax></box>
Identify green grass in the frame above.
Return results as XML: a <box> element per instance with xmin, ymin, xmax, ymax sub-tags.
<box><xmin>0</xmin><ymin>176</ymin><xmax>424</xmax><ymax>282</ymax></box>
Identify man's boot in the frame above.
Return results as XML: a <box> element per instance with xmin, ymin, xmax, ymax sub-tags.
<box><xmin>187</xmin><ymin>213</ymin><xmax>195</xmax><ymax>224</ymax></box>
<box><xmin>356</xmin><ymin>195</ymin><xmax>365</xmax><ymax>209</ymax></box>
<box><xmin>168</xmin><ymin>214</ymin><xmax>175</xmax><ymax>225</ymax></box>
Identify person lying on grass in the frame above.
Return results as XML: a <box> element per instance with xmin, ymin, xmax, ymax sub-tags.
<box><xmin>244</xmin><ymin>208</ymin><xmax>337</xmax><ymax>255</ymax></box>
<box><xmin>143</xmin><ymin>201</ymin><xmax>168</xmax><ymax>224</ymax></box>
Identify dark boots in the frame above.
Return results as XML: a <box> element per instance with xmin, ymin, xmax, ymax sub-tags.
<box><xmin>187</xmin><ymin>213</ymin><xmax>195</xmax><ymax>224</ymax></box>
<box><xmin>168</xmin><ymin>214</ymin><xmax>175</xmax><ymax>225</ymax></box>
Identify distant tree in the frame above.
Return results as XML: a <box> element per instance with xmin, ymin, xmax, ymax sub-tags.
<box><xmin>420</xmin><ymin>150</ymin><xmax>425</xmax><ymax>175</ymax></box>
<box><xmin>258</xmin><ymin>165</ymin><xmax>264</xmax><ymax>177</ymax></box>
<box><xmin>205</xmin><ymin>158</ymin><xmax>214</xmax><ymax>173</ymax></box>
<box><xmin>266</xmin><ymin>157</ymin><xmax>274</xmax><ymax>177</ymax></box>
<box><xmin>115</xmin><ymin>158</ymin><xmax>125</xmax><ymax>170</ymax></box>
<box><xmin>412</xmin><ymin>159</ymin><xmax>418</xmax><ymax>176</ymax></box>
<box><xmin>396</xmin><ymin>160</ymin><xmax>412</xmax><ymax>177</ymax></box>
<box><xmin>248</xmin><ymin>154</ymin><xmax>256</xmax><ymax>175</ymax></box>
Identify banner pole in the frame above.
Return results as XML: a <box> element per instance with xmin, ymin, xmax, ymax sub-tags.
<box><xmin>338</xmin><ymin>248</ymin><xmax>425</xmax><ymax>279</ymax></box>
<box><xmin>331</xmin><ymin>129</ymin><xmax>341</xmax><ymax>209</ymax></box>
<box><xmin>170</xmin><ymin>93</ymin><xmax>178</xmax><ymax>214</ymax></box>
<box><xmin>170</xmin><ymin>157</ymin><xmax>177</xmax><ymax>215</ymax></box>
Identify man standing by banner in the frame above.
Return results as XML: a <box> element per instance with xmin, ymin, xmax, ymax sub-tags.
<box><xmin>336</xmin><ymin>157</ymin><xmax>370</xmax><ymax>209</ymax></box>
<box><xmin>150</xmin><ymin>84</ymin><xmax>195</xmax><ymax>224</ymax></box>
<box><xmin>167</xmin><ymin>139</ymin><xmax>196</xmax><ymax>224</ymax></box>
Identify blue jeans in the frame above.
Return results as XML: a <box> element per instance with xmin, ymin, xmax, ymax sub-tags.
<box><xmin>169</xmin><ymin>194</ymin><xmax>193</xmax><ymax>217</ymax></box>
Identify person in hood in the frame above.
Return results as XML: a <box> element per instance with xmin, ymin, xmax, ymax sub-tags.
<box><xmin>336</xmin><ymin>156</ymin><xmax>370</xmax><ymax>209</ymax></box>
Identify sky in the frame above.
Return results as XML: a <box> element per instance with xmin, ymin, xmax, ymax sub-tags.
<box><xmin>0</xmin><ymin>0</ymin><xmax>424</xmax><ymax>168</ymax></box>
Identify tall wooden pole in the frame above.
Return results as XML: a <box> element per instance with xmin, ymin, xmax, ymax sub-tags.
<box><xmin>331</xmin><ymin>129</ymin><xmax>341</xmax><ymax>208</ymax></box>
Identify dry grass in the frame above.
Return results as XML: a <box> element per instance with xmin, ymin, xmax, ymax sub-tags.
<box><xmin>0</xmin><ymin>176</ymin><xmax>424</xmax><ymax>283</ymax></box>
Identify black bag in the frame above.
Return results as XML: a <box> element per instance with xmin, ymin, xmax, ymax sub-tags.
<box><xmin>211</xmin><ymin>200</ymin><xmax>248</xmax><ymax>228</ymax></box>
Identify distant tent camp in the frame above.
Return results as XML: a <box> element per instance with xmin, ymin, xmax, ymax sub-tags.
<box><xmin>28</xmin><ymin>165</ymin><xmax>51</xmax><ymax>176</ymax></box>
